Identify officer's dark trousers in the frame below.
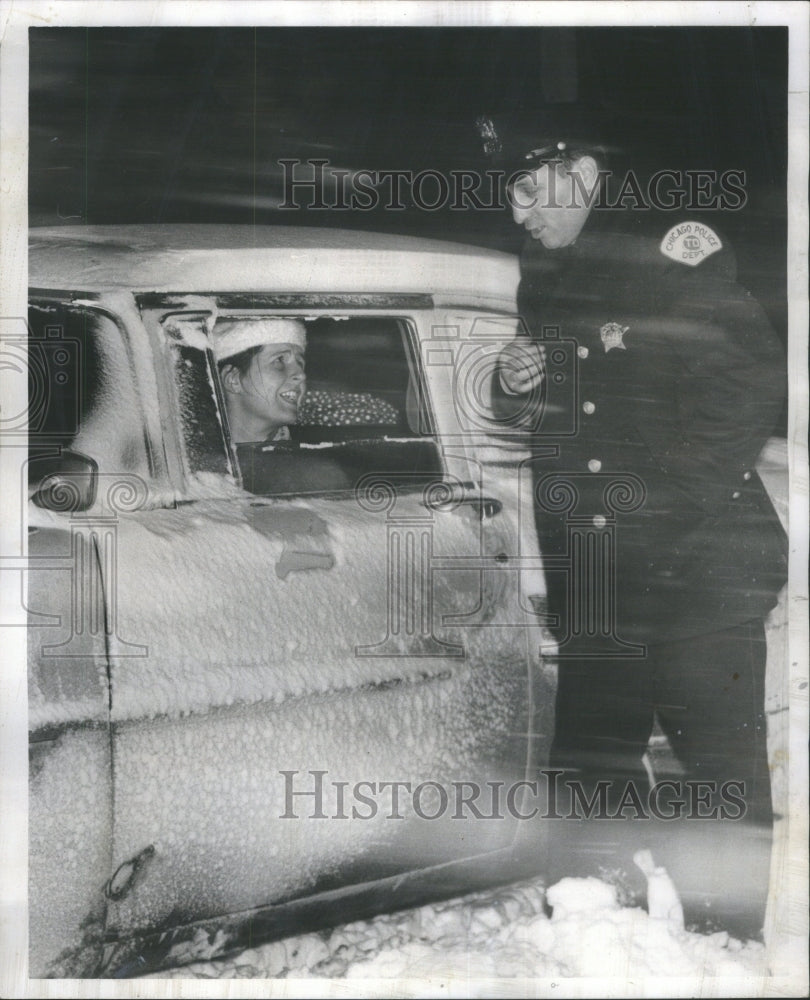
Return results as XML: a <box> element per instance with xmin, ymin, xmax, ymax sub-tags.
<box><xmin>548</xmin><ymin>618</ymin><xmax>773</xmax><ymax>938</ymax></box>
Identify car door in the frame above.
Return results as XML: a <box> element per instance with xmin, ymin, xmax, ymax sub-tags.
<box><xmin>99</xmin><ymin>296</ymin><xmax>552</xmax><ymax>955</ymax></box>
<box><xmin>25</xmin><ymin>297</ymin><xmax>155</xmax><ymax>977</ymax></box>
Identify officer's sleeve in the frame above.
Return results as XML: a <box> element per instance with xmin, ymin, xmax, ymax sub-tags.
<box><xmin>490</xmin><ymin>270</ymin><xmax>549</xmax><ymax>426</ymax></box>
<box><xmin>648</xmin><ymin>278</ymin><xmax>785</xmax><ymax>510</ymax></box>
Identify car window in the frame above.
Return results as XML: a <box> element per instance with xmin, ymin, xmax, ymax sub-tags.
<box><xmin>244</xmin><ymin>317</ymin><xmax>442</xmax><ymax>496</ymax></box>
<box><xmin>297</xmin><ymin>318</ymin><xmax>407</xmax><ymax>433</ymax></box>
<box><xmin>27</xmin><ymin>301</ymin><xmax>149</xmax><ymax>479</ymax></box>
<box><xmin>163</xmin><ymin>315</ymin><xmax>442</xmax><ymax>497</ymax></box>
<box><xmin>169</xmin><ymin>339</ymin><xmax>233</xmax><ymax>477</ymax></box>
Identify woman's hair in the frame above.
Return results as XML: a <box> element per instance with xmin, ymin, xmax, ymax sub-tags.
<box><xmin>217</xmin><ymin>344</ymin><xmax>263</xmax><ymax>379</ymax></box>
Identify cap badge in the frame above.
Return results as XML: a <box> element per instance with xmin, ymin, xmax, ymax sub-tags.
<box><xmin>660</xmin><ymin>222</ymin><xmax>722</xmax><ymax>267</ymax></box>
<box><xmin>474</xmin><ymin>115</ymin><xmax>502</xmax><ymax>157</ymax></box>
<box><xmin>600</xmin><ymin>322</ymin><xmax>629</xmax><ymax>353</ymax></box>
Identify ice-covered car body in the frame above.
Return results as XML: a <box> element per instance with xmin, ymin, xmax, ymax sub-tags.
<box><xmin>27</xmin><ymin>225</ymin><xmax>555</xmax><ymax>977</ymax></box>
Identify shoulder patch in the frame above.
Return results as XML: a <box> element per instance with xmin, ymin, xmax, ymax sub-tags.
<box><xmin>660</xmin><ymin>222</ymin><xmax>722</xmax><ymax>267</ymax></box>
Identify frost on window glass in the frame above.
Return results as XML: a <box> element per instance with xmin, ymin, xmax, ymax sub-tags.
<box><xmin>169</xmin><ymin>343</ymin><xmax>230</xmax><ymax>477</ymax></box>
<box><xmin>28</xmin><ymin>303</ymin><xmax>102</xmax><ymax>447</ymax></box>
<box><xmin>28</xmin><ymin>302</ymin><xmax>149</xmax><ymax>479</ymax></box>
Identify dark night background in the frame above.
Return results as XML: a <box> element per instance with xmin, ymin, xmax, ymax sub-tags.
<box><xmin>29</xmin><ymin>27</ymin><xmax>788</xmax><ymax>344</ymax></box>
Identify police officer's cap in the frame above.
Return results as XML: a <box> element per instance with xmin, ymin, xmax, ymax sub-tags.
<box><xmin>476</xmin><ymin>107</ymin><xmax>617</xmax><ymax>174</ymax></box>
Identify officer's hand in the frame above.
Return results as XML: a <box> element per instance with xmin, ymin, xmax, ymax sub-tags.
<box><xmin>498</xmin><ymin>339</ymin><xmax>546</xmax><ymax>395</ymax></box>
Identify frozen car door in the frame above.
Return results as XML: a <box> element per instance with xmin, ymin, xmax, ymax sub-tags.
<box><xmin>26</xmin><ymin>298</ymin><xmax>155</xmax><ymax>977</ymax></box>
<box><xmin>102</xmin><ymin>302</ymin><xmax>538</xmax><ymax>956</ymax></box>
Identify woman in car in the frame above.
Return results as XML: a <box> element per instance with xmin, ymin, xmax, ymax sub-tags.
<box><xmin>213</xmin><ymin>315</ymin><xmax>351</xmax><ymax>494</ymax></box>
<box><xmin>213</xmin><ymin>316</ymin><xmax>307</xmax><ymax>444</ymax></box>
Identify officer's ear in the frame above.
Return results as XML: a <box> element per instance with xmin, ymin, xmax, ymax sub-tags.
<box><xmin>572</xmin><ymin>155</ymin><xmax>600</xmax><ymax>196</ymax></box>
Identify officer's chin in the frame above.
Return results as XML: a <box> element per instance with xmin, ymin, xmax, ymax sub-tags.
<box><xmin>525</xmin><ymin>225</ymin><xmax>561</xmax><ymax>247</ymax></box>
<box><xmin>540</xmin><ymin>231</ymin><xmax>577</xmax><ymax>251</ymax></box>
<box><xmin>537</xmin><ymin>231</ymin><xmax>564</xmax><ymax>250</ymax></box>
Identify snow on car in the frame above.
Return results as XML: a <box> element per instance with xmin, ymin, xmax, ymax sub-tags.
<box><xmin>26</xmin><ymin>225</ymin><xmax>557</xmax><ymax>977</ymax></box>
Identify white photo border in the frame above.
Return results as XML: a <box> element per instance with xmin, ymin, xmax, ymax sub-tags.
<box><xmin>2</xmin><ymin>3</ymin><xmax>807</xmax><ymax>997</ymax></box>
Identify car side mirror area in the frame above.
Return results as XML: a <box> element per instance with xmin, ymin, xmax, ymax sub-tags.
<box><xmin>29</xmin><ymin>450</ymin><xmax>99</xmax><ymax>512</ymax></box>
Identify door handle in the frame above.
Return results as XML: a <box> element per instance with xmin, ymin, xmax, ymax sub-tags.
<box><xmin>422</xmin><ymin>492</ymin><xmax>502</xmax><ymax>520</ymax></box>
<box><xmin>463</xmin><ymin>497</ymin><xmax>502</xmax><ymax>520</ymax></box>
<box><xmin>105</xmin><ymin>844</ymin><xmax>155</xmax><ymax>902</ymax></box>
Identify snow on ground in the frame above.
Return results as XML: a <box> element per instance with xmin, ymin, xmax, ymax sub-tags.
<box><xmin>142</xmin><ymin>857</ymin><xmax>769</xmax><ymax>991</ymax></box>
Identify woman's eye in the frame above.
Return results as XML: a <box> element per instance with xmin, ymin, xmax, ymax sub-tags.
<box><xmin>267</xmin><ymin>351</ymin><xmax>304</xmax><ymax>373</ymax></box>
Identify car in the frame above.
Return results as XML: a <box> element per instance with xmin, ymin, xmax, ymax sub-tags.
<box><xmin>26</xmin><ymin>225</ymin><xmax>558</xmax><ymax>977</ymax></box>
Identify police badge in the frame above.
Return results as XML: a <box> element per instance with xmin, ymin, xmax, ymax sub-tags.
<box><xmin>600</xmin><ymin>322</ymin><xmax>629</xmax><ymax>352</ymax></box>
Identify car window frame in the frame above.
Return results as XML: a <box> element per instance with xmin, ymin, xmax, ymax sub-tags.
<box><xmin>141</xmin><ymin>299</ymin><xmax>445</xmax><ymax>501</ymax></box>
<box><xmin>27</xmin><ymin>291</ymin><xmax>158</xmax><ymax>482</ymax></box>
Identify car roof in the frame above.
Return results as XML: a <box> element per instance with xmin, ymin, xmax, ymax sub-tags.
<box><xmin>29</xmin><ymin>224</ymin><xmax>519</xmax><ymax>310</ymax></box>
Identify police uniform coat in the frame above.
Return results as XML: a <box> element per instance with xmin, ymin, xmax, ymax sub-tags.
<box><xmin>502</xmin><ymin>213</ymin><xmax>788</xmax><ymax>647</ymax></box>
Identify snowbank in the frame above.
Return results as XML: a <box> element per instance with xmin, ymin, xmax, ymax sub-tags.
<box><xmin>143</xmin><ymin>869</ymin><xmax>770</xmax><ymax>994</ymax></box>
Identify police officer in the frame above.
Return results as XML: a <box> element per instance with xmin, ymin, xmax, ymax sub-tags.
<box><xmin>486</xmin><ymin>119</ymin><xmax>788</xmax><ymax>937</ymax></box>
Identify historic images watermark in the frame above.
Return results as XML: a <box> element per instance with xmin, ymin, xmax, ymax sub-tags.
<box><xmin>277</xmin><ymin>159</ymin><xmax>748</xmax><ymax>212</ymax></box>
<box><xmin>279</xmin><ymin>770</ymin><xmax>748</xmax><ymax>822</ymax></box>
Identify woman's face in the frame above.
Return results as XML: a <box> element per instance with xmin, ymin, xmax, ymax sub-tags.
<box><xmin>233</xmin><ymin>342</ymin><xmax>306</xmax><ymax>437</ymax></box>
